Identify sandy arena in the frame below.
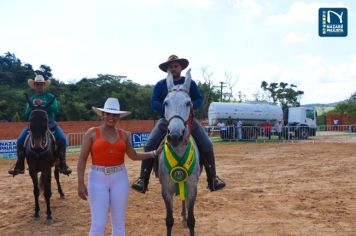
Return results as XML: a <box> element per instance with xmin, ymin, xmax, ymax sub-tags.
<box><xmin>0</xmin><ymin>142</ymin><xmax>355</xmax><ymax>236</ymax></box>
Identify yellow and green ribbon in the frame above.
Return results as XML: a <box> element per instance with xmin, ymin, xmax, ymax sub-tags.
<box><xmin>163</xmin><ymin>136</ymin><xmax>196</xmax><ymax>201</ymax></box>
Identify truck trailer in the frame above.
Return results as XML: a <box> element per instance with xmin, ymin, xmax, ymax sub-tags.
<box><xmin>208</xmin><ymin>102</ymin><xmax>317</xmax><ymax>140</ymax></box>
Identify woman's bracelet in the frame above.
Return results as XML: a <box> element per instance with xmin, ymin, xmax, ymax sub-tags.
<box><xmin>151</xmin><ymin>150</ymin><xmax>157</xmax><ymax>158</ymax></box>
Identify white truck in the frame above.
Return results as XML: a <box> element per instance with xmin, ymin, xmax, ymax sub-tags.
<box><xmin>208</xmin><ymin>102</ymin><xmax>317</xmax><ymax>140</ymax></box>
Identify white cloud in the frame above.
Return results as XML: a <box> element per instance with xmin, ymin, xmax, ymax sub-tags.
<box><xmin>283</xmin><ymin>32</ymin><xmax>310</xmax><ymax>43</ymax></box>
<box><xmin>231</xmin><ymin>53</ymin><xmax>356</xmax><ymax>104</ymax></box>
<box><xmin>144</xmin><ymin>0</ymin><xmax>214</xmax><ymax>8</ymax></box>
<box><xmin>265</xmin><ymin>1</ymin><xmax>348</xmax><ymax>25</ymax></box>
<box><xmin>232</xmin><ymin>0</ymin><xmax>263</xmax><ymax>21</ymax></box>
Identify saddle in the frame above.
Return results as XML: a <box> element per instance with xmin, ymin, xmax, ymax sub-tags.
<box><xmin>24</xmin><ymin>129</ymin><xmax>57</xmax><ymax>152</ymax></box>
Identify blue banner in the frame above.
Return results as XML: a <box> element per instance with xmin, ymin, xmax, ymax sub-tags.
<box><xmin>131</xmin><ymin>132</ymin><xmax>150</xmax><ymax>148</ymax></box>
<box><xmin>0</xmin><ymin>139</ymin><xmax>17</xmax><ymax>159</ymax></box>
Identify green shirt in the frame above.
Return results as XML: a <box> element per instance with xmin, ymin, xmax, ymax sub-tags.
<box><xmin>24</xmin><ymin>92</ymin><xmax>58</xmax><ymax>121</ymax></box>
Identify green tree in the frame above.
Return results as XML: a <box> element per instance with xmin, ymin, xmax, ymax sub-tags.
<box><xmin>330</xmin><ymin>93</ymin><xmax>356</xmax><ymax>115</ymax></box>
<box><xmin>349</xmin><ymin>91</ymin><xmax>356</xmax><ymax>102</ymax></box>
<box><xmin>195</xmin><ymin>67</ymin><xmax>220</xmax><ymax>119</ymax></box>
<box><xmin>261</xmin><ymin>81</ymin><xmax>304</xmax><ymax>109</ymax></box>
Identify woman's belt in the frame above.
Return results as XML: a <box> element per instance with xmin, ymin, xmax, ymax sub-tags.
<box><xmin>91</xmin><ymin>164</ymin><xmax>125</xmax><ymax>175</ymax></box>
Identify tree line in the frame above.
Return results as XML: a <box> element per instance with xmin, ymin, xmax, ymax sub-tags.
<box><xmin>1</xmin><ymin>52</ymin><xmax>354</xmax><ymax>122</ymax></box>
<box><xmin>0</xmin><ymin>52</ymin><xmax>220</xmax><ymax>122</ymax></box>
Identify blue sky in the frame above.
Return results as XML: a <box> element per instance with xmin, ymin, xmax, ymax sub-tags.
<box><xmin>1</xmin><ymin>0</ymin><xmax>355</xmax><ymax>104</ymax></box>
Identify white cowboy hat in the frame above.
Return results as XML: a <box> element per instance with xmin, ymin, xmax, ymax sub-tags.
<box><xmin>92</xmin><ymin>97</ymin><xmax>131</xmax><ymax>118</ymax></box>
<box><xmin>28</xmin><ymin>74</ymin><xmax>51</xmax><ymax>89</ymax></box>
<box><xmin>159</xmin><ymin>55</ymin><xmax>189</xmax><ymax>72</ymax></box>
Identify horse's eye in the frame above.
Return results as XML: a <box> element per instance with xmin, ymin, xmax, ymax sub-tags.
<box><xmin>163</xmin><ymin>101</ymin><xmax>168</xmax><ymax>106</ymax></box>
<box><xmin>186</xmin><ymin>101</ymin><xmax>190</xmax><ymax>106</ymax></box>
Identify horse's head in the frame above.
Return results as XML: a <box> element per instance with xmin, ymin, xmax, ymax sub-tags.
<box><xmin>29</xmin><ymin>110</ymin><xmax>49</xmax><ymax>139</ymax></box>
<box><xmin>164</xmin><ymin>69</ymin><xmax>192</xmax><ymax>147</ymax></box>
<box><xmin>25</xmin><ymin>93</ymin><xmax>55</xmax><ymax>141</ymax></box>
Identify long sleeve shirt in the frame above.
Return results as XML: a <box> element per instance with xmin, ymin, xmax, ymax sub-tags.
<box><xmin>24</xmin><ymin>92</ymin><xmax>58</xmax><ymax>121</ymax></box>
<box><xmin>151</xmin><ymin>76</ymin><xmax>202</xmax><ymax>117</ymax></box>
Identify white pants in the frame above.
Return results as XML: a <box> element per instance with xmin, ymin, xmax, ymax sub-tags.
<box><xmin>88</xmin><ymin>165</ymin><xmax>130</xmax><ymax>236</ymax></box>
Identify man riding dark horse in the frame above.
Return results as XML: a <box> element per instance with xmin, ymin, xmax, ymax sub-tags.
<box><xmin>132</xmin><ymin>55</ymin><xmax>225</xmax><ymax>193</ymax></box>
<box><xmin>8</xmin><ymin>74</ymin><xmax>72</xmax><ymax>176</ymax></box>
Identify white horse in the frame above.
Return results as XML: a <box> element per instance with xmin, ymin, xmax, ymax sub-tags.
<box><xmin>158</xmin><ymin>69</ymin><xmax>200</xmax><ymax>236</ymax></box>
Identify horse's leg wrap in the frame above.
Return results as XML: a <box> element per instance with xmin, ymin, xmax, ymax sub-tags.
<box><xmin>202</xmin><ymin>150</ymin><xmax>226</xmax><ymax>191</ymax></box>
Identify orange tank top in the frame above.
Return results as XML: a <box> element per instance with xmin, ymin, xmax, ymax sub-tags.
<box><xmin>91</xmin><ymin>127</ymin><xmax>126</xmax><ymax>166</ymax></box>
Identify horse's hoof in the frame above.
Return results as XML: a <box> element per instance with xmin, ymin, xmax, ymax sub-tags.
<box><xmin>60</xmin><ymin>194</ymin><xmax>65</xmax><ymax>199</ymax></box>
<box><xmin>33</xmin><ymin>214</ymin><xmax>40</xmax><ymax>219</ymax></box>
<box><xmin>46</xmin><ymin>218</ymin><xmax>52</xmax><ymax>225</ymax></box>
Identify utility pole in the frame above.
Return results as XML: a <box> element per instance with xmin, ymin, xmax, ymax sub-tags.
<box><xmin>213</xmin><ymin>81</ymin><xmax>227</xmax><ymax>102</ymax></box>
<box><xmin>218</xmin><ymin>81</ymin><xmax>226</xmax><ymax>102</ymax></box>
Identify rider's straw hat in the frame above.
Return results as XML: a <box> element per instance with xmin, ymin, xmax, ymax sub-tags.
<box><xmin>92</xmin><ymin>98</ymin><xmax>131</xmax><ymax>118</ymax></box>
<box><xmin>159</xmin><ymin>55</ymin><xmax>189</xmax><ymax>72</ymax></box>
<box><xmin>28</xmin><ymin>74</ymin><xmax>51</xmax><ymax>89</ymax></box>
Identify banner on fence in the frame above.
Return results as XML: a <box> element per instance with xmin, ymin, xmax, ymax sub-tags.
<box><xmin>0</xmin><ymin>139</ymin><xmax>17</xmax><ymax>159</ymax></box>
<box><xmin>131</xmin><ymin>132</ymin><xmax>150</xmax><ymax>148</ymax></box>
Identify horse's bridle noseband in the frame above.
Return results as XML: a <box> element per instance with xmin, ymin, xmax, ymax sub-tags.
<box><xmin>167</xmin><ymin>115</ymin><xmax>188</xmax><ymax>125</ymax></box>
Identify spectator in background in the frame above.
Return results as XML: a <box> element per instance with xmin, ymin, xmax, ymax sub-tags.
<box><xmin>275</xmin><ymin>120</ymin><xmax>283</xmax><ymax>140</ymax></box>
<box><xmin>217</xmin><ymin>121</ymin><xmax>225</xmax><ymax>129</ymax></box>
<box><xmin>236</xmin><ymin>120</ymin><xmax>242</xmax><ymax>140</ymax></box>
<box><xmin>333</xmin><ymin>119</ymin><xmax>339</xmax><ymax>131</ymax></box>
<box><xmin>263</xmin><ymin>121</ymin><xmax>272</xmax><ymax>140</ymax></box>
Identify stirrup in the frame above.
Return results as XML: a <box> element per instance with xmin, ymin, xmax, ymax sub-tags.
<box><xmin>59</xmin><ymin>164</ymin><xmax>72</xmax><ymax>176</ymax></box>
<box><xmin>208</xmin><ymin>176</ymin><xmax>226</xmax><ymax>191</ymax></box>
<box><xmin>131</xmin><ymin>177</ymin><xmax>147</xmax><ymax>193</ymax></box>
<box><xmin>8</xmin><ymin>164</ymin><xmax>25</xmax><ymax>177</ymax></box>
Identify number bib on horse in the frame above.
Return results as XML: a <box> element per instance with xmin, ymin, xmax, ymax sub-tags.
<box><xmin>163</xmin><ymin>136</ymin><xmax>196</xmax><ymax>201</ymax></box>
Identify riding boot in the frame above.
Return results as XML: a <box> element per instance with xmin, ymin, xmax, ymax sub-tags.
<box><xmin>131</xmin><ymin>159</ymin><xmax>154</xmax><ymax>193</ymax></box>
<box><xmin>57</xmin><ymin>148</ymin><xmax>72</xmax><ymax>175</ymax></box>
<box><xmin>8</xmin><ymin>145</ymin><xmax>25</xmax><ymax>176</ymax></box>
<box><xmin>202</xmin><ymin>150</ymin><xmax>226</xmax><ymax>191</ymax></box>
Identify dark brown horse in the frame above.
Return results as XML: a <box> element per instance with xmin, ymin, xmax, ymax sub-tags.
<box><xmin>24</xmin><ymin>93</ymin><xmax>64</xmax><ymax>223</ymax></box>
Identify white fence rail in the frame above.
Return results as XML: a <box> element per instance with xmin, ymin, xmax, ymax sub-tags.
<box><xmin>205</xmin><ymin>124</ymin><xmax>356</xmax><ymax>143</ymax></box>
<box><xmin>66</xmin><ymin>124</ymin><xmax>356</xmax><ymax>148</ymax></box>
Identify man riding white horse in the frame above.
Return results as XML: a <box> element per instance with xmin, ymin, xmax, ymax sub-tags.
<box><xmin>132</xmin><ymin>55</ymin><xmax>225</xmax><ymax>193</ymax></box>
<box><xmin>8</xmin><ymin>74</ymin><xmax>72</xmax><ymax>176</ymax></box>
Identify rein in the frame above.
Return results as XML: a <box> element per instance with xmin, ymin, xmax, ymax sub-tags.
<box><xmin>28</xmin><ymin>130</ymin><xmax>53</xmax><ymax>151</ymax></box>
<box><xmin>167</xmin><ymin>104</ymin><xmax>194</xmax><ymax>146</ymax></box>
<box><xmin>184</xmin><ymin>105</ymin><xmax>194</xmax><ymax>145</ymax></box>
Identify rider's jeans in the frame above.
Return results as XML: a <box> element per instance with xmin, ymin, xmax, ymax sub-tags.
<box><xmin>88</xmin><ymin>165</ymin><xmax>129</xmax><ymax>236</ymax></box>
<box><xmin>144</xmin><ymin>118</ymin><xmax>213</xmax><ymax>153</ymax></box>
<box><xmin>17</xmin><ymin>124</ymin><xmax>67</xmax><ymax>149</ymax></box>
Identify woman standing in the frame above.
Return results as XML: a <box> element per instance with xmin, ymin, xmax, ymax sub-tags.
<box><xmin>77</xmin><ymin>97</ymin><xmax>157</xmax><ymax>236</ymax></box>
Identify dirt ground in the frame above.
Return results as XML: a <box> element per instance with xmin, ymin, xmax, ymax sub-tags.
<box><xmin>0</xmin><ymin>142</ymin><xmax>355</xmax><ymax>236</ymax></box>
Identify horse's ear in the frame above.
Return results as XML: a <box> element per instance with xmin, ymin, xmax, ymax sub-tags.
<box><xmin>24</xmin><ymin>93</ymin><xmax>35</xmax><ymax>110</ymax></box>
<box><xmin>166</xmin><ymin>71</ymin><xmax>174</xmax><ymax>92</ymax></box>
<box><xmin>183</xmin><ymin>68</ymin><xmax>192</xmax><ymax>92</ymax></box>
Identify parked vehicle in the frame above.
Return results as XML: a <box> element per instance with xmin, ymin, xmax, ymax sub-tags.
<box><xmin>208</xmin><ymin>102</ymin><xmax>317</xmax><ymax>140</ymax></box>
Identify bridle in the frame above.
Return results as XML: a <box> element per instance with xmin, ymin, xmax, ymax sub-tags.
<box><xmin>166</xmin><ymin>103</ymin><xmax>194</xmax><ymax>145</ymax></box>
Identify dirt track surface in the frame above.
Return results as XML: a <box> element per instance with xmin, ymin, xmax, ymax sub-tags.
<box><xmin>0</xmin><ymin>142</ymin><xmax>355</xmax><ymax>236</ymax></box>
